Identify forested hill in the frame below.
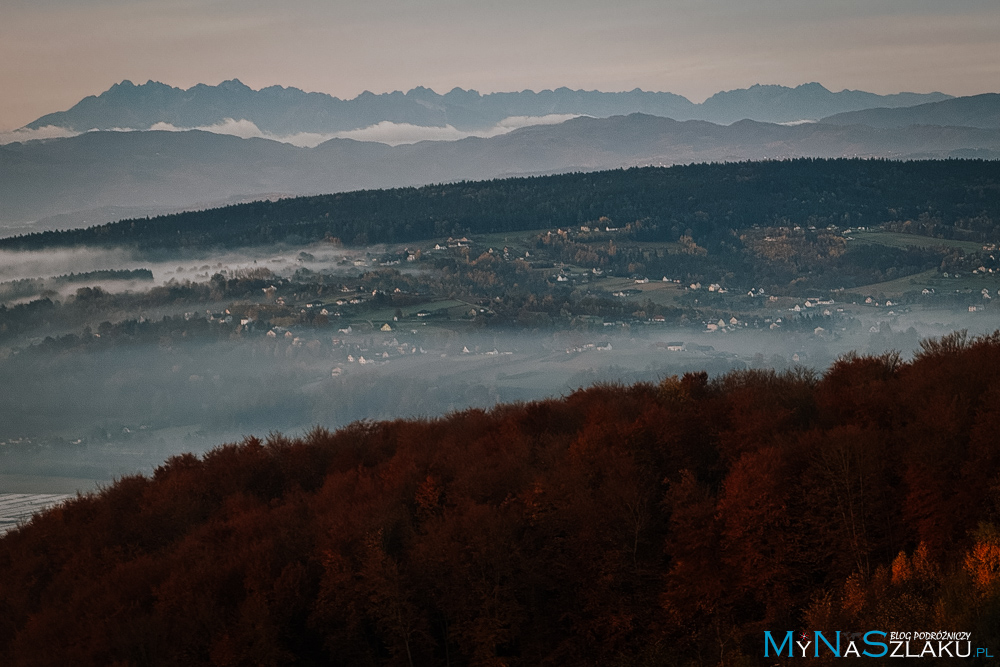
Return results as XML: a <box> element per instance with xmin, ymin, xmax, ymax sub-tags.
<box><xmin>4</xmin><ymin>158</ymin><xmax>1000</xmax><ymax>251</ymax></box>
<box><xmin>3</xmin><ymin>331</ymin><xmax>1000</xmax><ymax>664</ymax></box>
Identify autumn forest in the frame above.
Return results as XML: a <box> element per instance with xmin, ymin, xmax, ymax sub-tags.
<box><xmin>2</xmin><ymin>330</ymin><xmax>1000</xmax><ymax>665</ymax></box>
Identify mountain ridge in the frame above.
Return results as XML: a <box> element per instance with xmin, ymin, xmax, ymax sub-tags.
<box><xmin>22</xmin><ymin>80</ymin><xmax>953</xmax><ymax>136</ymax></box>
<box><xmin>821</xmin><ymin>93</ymin><xmax>1000</xmax><ymax>129</ymax></box>
<box><xmin>3</xmin><ymin>113</ymin><xmax>1000</xmax><ymax>229</ymax></box>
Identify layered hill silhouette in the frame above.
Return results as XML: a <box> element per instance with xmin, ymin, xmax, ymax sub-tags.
<box><xmin>3</xmin><ymin>331</ymin><xmax>1000</xmax><ymax>664</ymax></box>
<box><xmin>822</xmin><ymin>93</ymin><xmax>1000</xmax><ymax>129</ymax></box>
<box><xmin>22</xmin><ymin>80</ymin><xmax>951</xmax><ymax>135</ymax></box>
<box><xmin>4</xmin><ymin>115</ymin><xmax>1000</xmax><ymax>229</ymax></box>
<box><xmin>5</xmin><ymin>159</ymin><xmax>1000</xmax><ymax>253</ymax></box>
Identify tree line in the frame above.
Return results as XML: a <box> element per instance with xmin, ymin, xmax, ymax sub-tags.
<box><xmin>2</xmin><ymin>159</ymin><xmax>999</xmax><ymax>252</ymax></box>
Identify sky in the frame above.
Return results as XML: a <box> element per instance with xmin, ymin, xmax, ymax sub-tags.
<box><xmin>2</xmin><ymin>0</ymin><xmax>999</xmax><ymax>131</ymax></box>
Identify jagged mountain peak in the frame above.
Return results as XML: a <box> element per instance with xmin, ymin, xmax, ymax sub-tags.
<box><xmin>22</xmin><ymin>79</ymin><xmax>956</xmax><ymax>136</ymax></box>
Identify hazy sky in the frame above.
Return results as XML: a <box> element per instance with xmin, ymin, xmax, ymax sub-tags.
<box><xmin>2</xmin><ymin>0</ymin><xmax>998</xmax><ymax>131</ymax></box>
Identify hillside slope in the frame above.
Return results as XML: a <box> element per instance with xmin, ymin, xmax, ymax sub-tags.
<box><xmin>3</xmin><ymin>331</ymin><xmax>1000</xmax><ymax>665</ymax></box>
<box><xmin>3</xmin><ymin>117</ymin><xmax>1000</xmax><ymax>229</ymax></box>
<box><xmin>822</xmin><ymin>93</ymin><xmax>1000</xmax><ymax>130</ymax></box>
<box><xmin>4</xmin><ymin>158</ymin><xmax>1000</xmax><ymax>251</ymax></box>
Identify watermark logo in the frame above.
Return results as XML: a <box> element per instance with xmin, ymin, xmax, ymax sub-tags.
<box><xmin>764</xmin><ymin>630</ymin><xmax>992</xmax><ymax>659</ymax></box>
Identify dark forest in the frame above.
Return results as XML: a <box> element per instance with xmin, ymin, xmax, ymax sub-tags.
<box><xmin>3</xmin><ymin>159</ymin><xmax>1000</xmax><ymax>253</ymax></box>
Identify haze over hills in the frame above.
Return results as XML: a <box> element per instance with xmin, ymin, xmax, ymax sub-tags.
<box><xmin>821</xmin><ymin>93</ymin><xmax>1000</xmax><ymax>130</ymax></box>
<box><xmin>4</xmin><ymin>114</ymin><xmax>1000</xmax><ymax>230</ymax></box>
<box><xmin>4</xmin><ymin>79</ymin><xmax>997</xmax><ymax>232</ymax></box>
<box><xmin>695</xmin><ymin>82</ymin><xmax>952</xmax><ymax>125</ymax></box>
<box><xmin>18</xmin><ymin>79</ymin><xmax>952</xmax><ymax>140</ymax></box>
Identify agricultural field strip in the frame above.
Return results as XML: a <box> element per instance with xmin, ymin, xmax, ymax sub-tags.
<box><xmin>849</xmin><ymin>230</ymin><xmax>985</xmax><ymax>253</ymax></box>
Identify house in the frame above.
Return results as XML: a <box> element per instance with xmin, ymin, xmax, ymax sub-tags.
<box><xmin>380</xmin><ymin>323</ymin><xmax>392</xmax><ymax>332</ymax></box>
<box><xmin>596</xmin><ymin>342</ymin><xmax>612</xmax><ymax>351</ymax></box>
<box><xmin>665</xmin><ymin>342</ymin><xmax>684</xmax><ymax>352</ymax></box>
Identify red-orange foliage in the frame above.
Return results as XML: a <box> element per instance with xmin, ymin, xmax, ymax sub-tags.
<box><xmin>4</xmin><ymin>331</ymin><xmax>1000</xmax><ymax>665</ymax></box>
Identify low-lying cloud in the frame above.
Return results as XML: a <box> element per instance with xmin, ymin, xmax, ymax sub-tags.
<box><xmin>327</xmin><ymin>114</ymin><xmax>582</xmax><ymax>145</ymax></box>
<box><xmin>1</xmin><ymin>115</ymin><xmax>584</xmax><ymax>148</ymax></box>
<box><xmin>0</xmin><ymin>125</ymin><xmax>80</xmax><ymax>144</ymax></box>
<box><xmin>0</xmin><ymin>247</ymin><xmax>138</xmax><ymax>283</ymax></box>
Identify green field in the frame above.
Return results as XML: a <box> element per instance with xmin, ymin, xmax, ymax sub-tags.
<box><xmin>853</xmin><ymin>268</ymin><xmax>1000</xmax><ymax>297</ymax></box>
<box><xmin>472</xmin><ymin>228</ymin><xmax>550</xmax><ymax>250</ymax></box>
<box><xmin>597</xmin><ymin>277</ymin><xmax>688</xmax><ymax>306</ymax></box>
<box><xmin>354</xmin><ymin>298</ymin><xmax>480</xmax><ymax>327</ymax></box>
<box><xmin>849</xmin><ymin>230</ymin><xmax>984</xmax><ymax>253</ymax></box>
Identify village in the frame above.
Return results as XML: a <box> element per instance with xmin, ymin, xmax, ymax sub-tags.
<box><xmin>2</xmin><ymin>218</ymin><xmax>1000</xmax><ymax>494</ymax></box>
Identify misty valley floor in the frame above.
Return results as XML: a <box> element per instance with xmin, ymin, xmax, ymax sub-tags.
<box><xmin>0</xmin><ymin>493</ymin><xmax>73</xmax><ymax>536</ymax></box>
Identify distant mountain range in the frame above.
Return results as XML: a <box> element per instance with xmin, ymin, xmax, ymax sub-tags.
<box><xmin>821</xmin><ymin>93</ymin><xmax>1000</xmax><ymax>129</ymax></box>
<box><xmin>4</xmin><ymin>80</ymin><xmax>998</xmax><ymax>232</ymax></box>
<box><xmin>4</xmin><ymin>113</ymin><xmax>1000</xmax><ymax>231</ymax></box>
<box><xmin>22</xmin><ymin>80</ymin><xmax>952</xmax><ymax>136</ymax></box>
